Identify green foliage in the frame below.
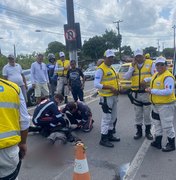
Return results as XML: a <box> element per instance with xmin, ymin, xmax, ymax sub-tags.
<box><xmin>121</xmin><ymin>46</ymin><xmax>132</xmax><ymax>56</ymax></box>
<box><xmin>162</xmin><ymin>48</ymin><xmax>174</xmax><ymax>58</ymax></box>
<box><xmin>82</xmin><ymin>30</ymin><xmax>122</xmax><ymax>59</ymax></box>
<box><xmin>143</xmin><ymin>46</ymin><xmax>157</xmax><ymax>57</ymax></box>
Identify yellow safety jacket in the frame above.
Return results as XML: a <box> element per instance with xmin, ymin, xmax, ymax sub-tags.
<box><xmin>150</xmin><ymin>70</ymin><xmax>175</xmax><ymax>104</ymax></box>
<box><xmin>0</xmin><ymin>79</ymin><xmax>21</xmax><ymax>149</ymax></box>
<box><xmin>131</xmin><ymin>59</ymin><xmax>153</xmax><ymax>90</ymax></box>
<box><xmin>56</xmin><ymin>59</ymin><xmax>70</xmax><ymax>76</ymax></box>
<box><xmin>98</xmin><ymin>62</ymin><xmax>119</xmax><ymax>97</ymax></box>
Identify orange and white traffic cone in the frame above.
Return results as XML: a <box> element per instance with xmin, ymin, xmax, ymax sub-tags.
<box><xmin>73</xmin><ymin>142</ymin><xmax>91</xmax><ymax>180</ymax></box>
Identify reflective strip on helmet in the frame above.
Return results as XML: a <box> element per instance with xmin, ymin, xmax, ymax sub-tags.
<box><xmin>0</xmin><ymin>102</ymin><xmax>19</xmax><ymax>109</ymax></box>
<box><xmin>0</xmin><ymin>130</ymin><xmax>20</xmax><ymax>139</ymax></box>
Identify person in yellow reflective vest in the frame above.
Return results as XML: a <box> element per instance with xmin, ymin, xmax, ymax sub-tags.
<box><xmin>145</xmin><ymin>56</ymin><xmax>176</xmax><ymax>152</ymax></box>
<box><xmin>124</xmin><ymin>48</ymin><xmax>155</xmax><ymax>140</ymax></box>
<box><xmin>54</xmin><ymin>52</ymin><xmax>70</xmax><ymax>104</ymax></box>
<box><xmin>94</xmin><ymin>49</ymin><xmax>120</xmax><ymax>148</ymax></box>
<box><xmin>0</xmin><ymin>78</ymin><xmax>30</xmax><ymax>179</ymax></box>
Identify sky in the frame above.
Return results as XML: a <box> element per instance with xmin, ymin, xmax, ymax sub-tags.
<box><xmin>0</xmin><ymin>0</ymin><xmax>176</xmax><ymax>56</ymax></box>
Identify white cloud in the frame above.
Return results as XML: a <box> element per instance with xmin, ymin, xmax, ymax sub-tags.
<box><xmin>0</xmin><ymin>0</ymin><xmax>175</xmax><ymax>56</ymax></box>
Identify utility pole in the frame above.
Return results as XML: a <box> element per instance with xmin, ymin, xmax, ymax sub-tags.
<box><xmin>14</xmin><ymin>44</ymin><xmax>16</xmax><ymax>58</ymax></box>
<box><xmin>65</xmin><ymin>0</ymin><xmax>78</xmax><ymax>66</ymax></box>
<box><xmin>113</xmin><ymin>20</ymin><xmax>123</xmax><ymax>61</ymax></box>
<box><xmin>157</xmin><ymin>39</ymin><xmax>160</xmax><ymax>56</ymax></box>
<box><xmin>162</xmin><ymin>42</ymin><xmax>165</xmax><ymax>52</ymax></box>
<box><xmin>172</xmin><ymin>25</ymin><xmax>176</xmax><ymax>75</ymax></box>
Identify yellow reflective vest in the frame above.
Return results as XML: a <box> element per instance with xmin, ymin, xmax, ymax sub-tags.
<box><xmin>98</xmin><ymin>62</ymin><xmax>119</xmax><ymax>97</ymax></box>
<box><xmin>56</xmin><ymin>59</ymin><xmax>70</xmax><ymax>76</ymax></box>
<box><xmin>131</xmin><ymin>59</ymin><xmax>153</xmax><ymax>90</ymax></box>
<box><xmin>150</xmin><ymin>70</ymin><xmax>175</xmax><ymax>104</ymax></box>
<box><xmin>0</xmin><ymin>79</ymin><xmax>21</xmax><ymax>149</ymax></box>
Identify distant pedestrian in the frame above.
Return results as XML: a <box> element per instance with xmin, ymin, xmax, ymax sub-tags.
<box><xmin>145</xmin><ymin>56</ymin><xmax>176</xmax><ymax>152</ymax></box>
<box><xmin>55</xmin><ymin>52</ymin><xmax>70</xmax><ymax>104</ymax></box>
<box><xmin>94</xmin><ymin>49</ymin><xmax>120</xmax><ymax>148</ymax></box>
<box><xmin>67</xmin><ymin>60</ymin><xmax>85</xmax><ymax>102</ymax></box>
<box><xmin>2</xmin><ymin>54</ymin><xmax>28</xmax><ymax>103</ymax></box>
<box><xmin>47</xmin><ymin>53</ymin><xmax>57</xmax><ymax>97</ymax></box>
<box><xmin>31</xmin><ymin>53</ymin><xmax>50</xmax><ymax>104</ymax></box>
<box><xmin>0</xmin><ymin>78</ymin><xmax>30</xmax><ymax>179</ymax></box>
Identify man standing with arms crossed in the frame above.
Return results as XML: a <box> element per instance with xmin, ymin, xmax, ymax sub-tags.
<box><xmin>55</xmin><ymin>52</ymin><xmax>70</xmax><ymax>104</ymax></box>
<box><xmin>0</xmin><ymin>78</ymin><xmax>30</xmax><ymax>179</ymax></box>
<box><xmin>94</xmin><ymin>49</ymin><xmax>120</xmax><ymax>148</ymax></box>
<box><xmin>124</xmin><ymin>48</ymin><xmax>155</xmax><ymax>140</ymax></box>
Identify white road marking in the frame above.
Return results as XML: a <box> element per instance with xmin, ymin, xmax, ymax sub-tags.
<box><xmin>123</xmin><ymin>127</ymin><xmax>155</xmax><ymax>180</ymax></box>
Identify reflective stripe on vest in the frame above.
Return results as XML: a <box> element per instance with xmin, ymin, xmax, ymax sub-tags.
<box><xmin>132</xmin><ymin>72</ymin><xmax>151</xmax><ymax>76</ymax></box>
<box><xmin>0</xmin><ymin>130</ymin><xmax>20</xmax><ymax>139</ymax></box>
<box><xmin>0</xmin><ymin>102</ymin><xmax>20</xmax><ymax>109</ymax></box>
<box><xmin>101</xmin><ymin>76</ymin><xmax>117</xmax><ymax>82</ymax></box>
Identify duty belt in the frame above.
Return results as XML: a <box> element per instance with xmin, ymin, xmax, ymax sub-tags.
<box><xmin>127</xmin><ymin>89</ymin><xmax>151</xmax><ymax>107</ymax></box>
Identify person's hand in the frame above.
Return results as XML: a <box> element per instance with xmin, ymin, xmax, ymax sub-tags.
<box><xmin>18</xmin><ymin>143</ymin><xmax>27</xmax><ymax>159</ymax></box>
<box><xmin>110</xmin><ymin>87</ymin><xmax>119</xmax><ymax>95</ymax></box>
<box><xmin>32</xmin><ymin>84</ymin><xmax>35</xmax><ymax>89</ymax></box>
<box><xmin>132</xmin><ymin>58</ymin><xmax>137</xmax><ymax>67</ymax></box>
<box><xmin>145</xmin><ymin>87</ymin><xmax>151</xmax><ymax>94</ymax></box>
<box><xmin>140</xmin><ymin>80</ymin><xmax>147</xmax><ymax>89</ymax></box>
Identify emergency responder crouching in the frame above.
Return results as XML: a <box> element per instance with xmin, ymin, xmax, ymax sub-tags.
<box><xmin>124</xmin><ymin>48</ymin><xmax>155</xmax><ymax>140</ymax></box>
<box><xmin>0</xmin><ymin>78</ymin><xmax>30</xmax><ymax>179</ymax></box>
<box><xmin>94</xmin><ymin>49</ymin><xmax>120</xmax><ymax>148</ymax></box>
<box><xmin>31</xmin><ymin>93</ymin><xmax>66</xmax><ymax>137</ymax></box>
<box><xmin>54</xmin><ymin>52</ymin><xmax>70</xmax><ymax>104</ymax></box>
<box><xmin>145</xmin><ymin>56</ymin><xmax>176</xmax><ymax>152</ymax></box>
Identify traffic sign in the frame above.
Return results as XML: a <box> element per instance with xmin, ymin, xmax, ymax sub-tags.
<box><xmin>65</xmin><ymin>29</ymin><xmax>76</xmax><ymax>41</ymax></box>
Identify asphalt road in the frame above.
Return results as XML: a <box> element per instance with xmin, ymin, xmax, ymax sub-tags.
<box><xmin>19</xmin><ymin>94</ymin><xmax>176</xmax><ymax>180</ymax></box>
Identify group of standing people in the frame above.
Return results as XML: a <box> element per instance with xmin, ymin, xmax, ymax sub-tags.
<box><xmin>94</xmin><ymin>48</ymin><xmax>175</xmax><ymax>152</ymax></box>
<box><xmin>30</xmin><ymin>51</ymin><xmax>85</xmax><ymax>104</ymax></box>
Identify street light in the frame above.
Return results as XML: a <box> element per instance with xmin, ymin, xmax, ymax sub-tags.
<box><xmin>35</xmin><ymin>29</ymin><xmax>64</xmax><ymax>36</ymax></box>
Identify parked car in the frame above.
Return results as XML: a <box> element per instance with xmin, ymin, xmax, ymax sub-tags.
<box><xmin>83</xmin><ymin>66</ymin><xmax>96</xmax><ymax>80</ymax></box>
<box><xmin>118</xmin><ymin>63</ymin><xmax>132</xmax><ymax>93</ymax></box>
<box><xmin>22</xmin><ymin>69</ymin><xmax>37</xmax><ymax>107</ymax></box>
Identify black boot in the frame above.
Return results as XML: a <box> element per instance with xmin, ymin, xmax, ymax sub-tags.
<box><xmin>112</xmin><ymin>118</ymin><xmax>117</xmax><ymax>134</ymax></box>
<box><xmin>99</xmin><ymin>134</ymin><xmax>114</xmax><ymax>148</ymax></box>
<box><xmin>108</xmin><ymin>130</ymin><xmax>120</xmax><ymax>142</ymax></box>
<box><xmin>134</xmin><ymin>125</ymin><xmax>142</xmax><ymax>140</ymax></box>
<box><xmin>151</xmin><ymin>136</ymin><xmax>162</xmax><ymax>149</ymax></box>
<box><xmin>162</xmin><ymin>137</ymin><xmax>175</xmax><ymax>152</ymax></box>
<box><xmin>64</xmin><ymin>96</ymin><xmax>68</xmax><ymax>104</ymax></box>
<box><xmin>145</xmin><ymin>125</ymin><xmax>153</xmax><ymax>140</ymax></box>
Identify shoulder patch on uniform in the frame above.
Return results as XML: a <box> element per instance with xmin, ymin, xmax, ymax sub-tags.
<box><xmin>0</xmin><ymin>85</ymin><xmax>4</xmax><ymax>92</ymax></box>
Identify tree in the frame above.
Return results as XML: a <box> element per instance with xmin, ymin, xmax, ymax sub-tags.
<box><xmin>46</xmin><ymin>41</ymin><xmax>66</xmax><ymax>55</ymax></box>
<box><xmin>143</xmin><ymin>47</ymin><xmax>157</xmax><ymax>57</ymax></box>
<box><xmin>121</xmin><ymin>46</ymin><xmax>132</xmax><ymax>56</ymax></box>
<box><xmin>82</xmin><ymin>30</ymin><xmax>122</xmax><ymax>60</ymax></box>
<box><xmin>162</xmin><ymin>48</ymin><xmax>174</xmax><ymax>58</ymax></box>
<box><xmin>82</xmin><ymin>36</ymin><xmax>106</xmax><ymax>59</ymax></box>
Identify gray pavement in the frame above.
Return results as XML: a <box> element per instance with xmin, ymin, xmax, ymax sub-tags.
<box><xmin>19</xmin><ymin>94</ymin><xmax>176</xmax><ymax>180</ymax></box>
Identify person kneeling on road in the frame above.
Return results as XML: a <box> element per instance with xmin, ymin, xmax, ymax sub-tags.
<box><xmin>30</xmin><ymin>94</ymin><xmax>74</xmax><ymax>140</ymax></box>
<box><xmin>62</xmin><ymin>101</ymin><xmax>94</xmax><ymax>132</ymax></box>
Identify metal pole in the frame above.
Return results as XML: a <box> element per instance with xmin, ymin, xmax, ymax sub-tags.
<box><xmin>14</xmin><ymin>44</ymin><xmax>16</xmax><ymax>58</ymax></box>
<box><xmin>113</xmin><ymin>20</ymin><xmax>123</xmax><ymax>61</ymax></box>
<box><xmin>66</xmin><ymin>0</ymin><xmax>77</xmax><ymax>66</ymax></box>
<box><xmin>172</xmin><ymin>25</ymin><xmax>176</xmax><ymax>76</ymax></box>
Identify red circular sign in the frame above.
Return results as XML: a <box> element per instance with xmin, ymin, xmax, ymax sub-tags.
<box><xmin>65</xmin><ymin>29</ymin><xmax>76</xmax><ymax>41</ymax></box>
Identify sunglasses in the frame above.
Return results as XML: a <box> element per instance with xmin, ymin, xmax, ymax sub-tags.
<box><xmin>156</xmin><ymin>63</ymin><xmax>165</xmax><ymax>66</ymax></box>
